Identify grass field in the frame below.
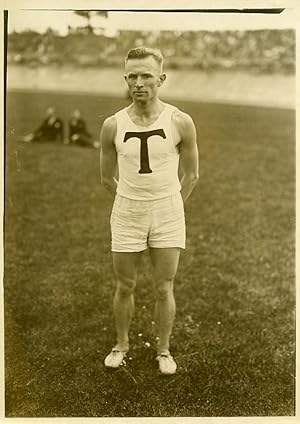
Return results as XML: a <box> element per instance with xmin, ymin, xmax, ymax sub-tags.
<box><xmin>4</xmin><ymin>91</ymin><xmax>295</xmax><ymax>417</ymax></box>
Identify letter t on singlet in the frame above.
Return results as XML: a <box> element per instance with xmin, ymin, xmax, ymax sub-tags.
<box><xmin>123</xmin><ymin>129</ymin><xmax>166</xmax><ymax>174</ymax></box>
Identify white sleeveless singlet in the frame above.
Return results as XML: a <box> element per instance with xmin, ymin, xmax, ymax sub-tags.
<box><xmin>113</xmin><ymin>104</ymin><xmax>181</xmax><ymax>200</ymax></box>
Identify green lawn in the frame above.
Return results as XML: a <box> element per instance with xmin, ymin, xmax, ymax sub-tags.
<box><xmin>4</xmin><ymin>91</ymin><xmax>295</xmax><ymax>417</ymax></box>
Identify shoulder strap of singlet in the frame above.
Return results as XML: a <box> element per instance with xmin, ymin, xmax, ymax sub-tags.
<box><xmin>161</xmin><ymin>103</ymin><xmax>179</xmax><ymax>122</ymax></box>
<box><xmin>153</xmin><ymin>104</ymin><xmax>179</xmax><ymax>152</ymax></box>
<box><xmin>114</xmin><ymin>107</ymin><xmax>129</xmax><ymax>121</ymax></box>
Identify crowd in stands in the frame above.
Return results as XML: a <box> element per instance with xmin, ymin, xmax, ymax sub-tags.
<box><xmin>8</xmin><ymin>28</ymin><xmax>295</xmax><ymax>73</ymax></box>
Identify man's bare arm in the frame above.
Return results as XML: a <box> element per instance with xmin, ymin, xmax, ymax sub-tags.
<box><xmin>100</xmin><ymin>116</ymin><xmax>118</xmax><ymax>196</ymax></box>
<box><xmin>174</xmin><ymin>111</ymin><xmax>199</xmax><ymax>202</ymax></box>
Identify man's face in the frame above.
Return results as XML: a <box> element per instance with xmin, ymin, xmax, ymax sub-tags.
<box><xmin>124</xmin><ymin>56</ymin><xmax>166</xmax><ymax>103</ymax></box>
<box><xmin>46</xmin><ymin>107</ymin><xmax>55</xmax><ymax>117</ymax></box>
<box><xmin>72</xmin><ymin>109</ymin><xmax>81</xmax><ymax>119</ymax></box>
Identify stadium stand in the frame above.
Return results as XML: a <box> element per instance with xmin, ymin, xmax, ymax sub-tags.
<box><xmin>8</xmin><ymin>29</ymin><xmax>295</xmax><ymax>74</ymax></box>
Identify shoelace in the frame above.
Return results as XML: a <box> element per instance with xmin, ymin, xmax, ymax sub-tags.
<box><xmin>156</xmin><ymin>353</ymin><xmax>173</xmax><ymax>360</ymax></box>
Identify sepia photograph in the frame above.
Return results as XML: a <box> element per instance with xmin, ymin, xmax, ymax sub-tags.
<box><xmin>3</xmin><ymin>3</ymin><xmax>296</xmax><ymax>419</ymax></box>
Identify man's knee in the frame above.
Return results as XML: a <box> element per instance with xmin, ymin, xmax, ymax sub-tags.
<box><xmin>116</xmin><ymin>277</ymin><xmax>136</xmax><ymax>297</ymax></box>
<box><xmin>155</xmin><ymin>279</ymin><xmax>174</xmax><ymax>301</ymax></box>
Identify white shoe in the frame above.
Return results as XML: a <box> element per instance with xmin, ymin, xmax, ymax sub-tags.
<box><xmin>156</xmin><ymin>351</ymin><xmax>177</xmax><ymax>375</ymax></box>
<box><xmin>104</xmin><ymin>348</ymin><xmax>127</xmax><ymax>368</ymax></box>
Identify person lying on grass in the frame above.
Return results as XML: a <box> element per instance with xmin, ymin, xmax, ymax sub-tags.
<box><xmin>67</xmin><ymin>109</ymin><xmax>100</xmax><ymax>148</ymax></box>
<box><xmin>20</xmin><ymin>106</ymin><xmax>64</xmax><ymax>143</ymax></box>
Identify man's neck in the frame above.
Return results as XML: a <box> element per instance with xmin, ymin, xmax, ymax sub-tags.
<box><xmin>131</xmin><ymin>98</ymin><xmax>163</xmax><ymax>118</ymax></box>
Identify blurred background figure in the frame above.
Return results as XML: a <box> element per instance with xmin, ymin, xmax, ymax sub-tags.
<box><xmin>68</xmin><ymin>109</ymin><xmax>99</xmax><ymax>148</ymax></box>
<box><xmin>20</xmin><ymin>106</ymin><xmax>64</xmax><ymax>143</ymax></box>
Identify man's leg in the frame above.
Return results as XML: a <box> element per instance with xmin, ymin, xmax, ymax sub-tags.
<box><xmin>112</xmin><ymin>251</ymin><xmax>143</xmax><ymax>351</ymax></box>
<box><xmin>76</xmin><ymin>133</ymin><xmax>92</xmax><ymax>147</ymax></box>
<box><xmin>18</xmin><ymin>133</ymin><xmax>37</xmax><ymax>143</ymax></box>
<box><xmin>149</xmin><ymin>247</ymin><xmax>180</xmax><ymax>354</ymax></box>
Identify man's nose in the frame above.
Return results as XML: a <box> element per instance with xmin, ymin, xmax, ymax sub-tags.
<box><xmin>135</xmin><ymin>76</ymin><xmax>144</xmax><ymax>87</ymax></box>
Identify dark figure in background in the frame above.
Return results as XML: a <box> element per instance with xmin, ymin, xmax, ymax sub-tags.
<box><xmin>68</xmin><ymin>109</ymin><xmax>99</xmax><ymax>148</ymax></box>
<box><xmin>20</xmin><ymin>107</ymin><xmax>64</xmax><ymax>143</ymax></box>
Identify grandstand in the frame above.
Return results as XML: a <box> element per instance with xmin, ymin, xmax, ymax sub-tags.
<box><xmin>8</xmin><ymin>29</ymin><xmax>295</xmax><ymax>74</ymax></box>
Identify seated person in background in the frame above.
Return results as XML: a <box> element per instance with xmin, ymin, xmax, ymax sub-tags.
<box><xmin>68</xmin><ymin>109</ymin><xmax>99</xmax><ymax>148</ymax></box>
<box><xmin>21</xmin><ymin>107</ymin><xmax>64</xmax><ymax>143</ymax></box>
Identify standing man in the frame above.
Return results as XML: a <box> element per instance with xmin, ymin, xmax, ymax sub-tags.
<box><xmin>100</xmin><ymin>47</ymin><xmax>199</xmax><ymax>375</ymax></box>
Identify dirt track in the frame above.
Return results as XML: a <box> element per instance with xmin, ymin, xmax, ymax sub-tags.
<box><xmin>7</xmin><ymin>64</ymin><xmax>295</xmax><ymax>109</ymax></box>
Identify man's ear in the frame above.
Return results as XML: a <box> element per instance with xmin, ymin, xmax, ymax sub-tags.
<box><xmin>124</xmin><ymin>74</ymin><xmax>128</xmax><ymax>83</ymax></box>
<box><xmin>158</xmin><ymin>73</ymin><xmax>166</xmax><ymax>86</ymax></box>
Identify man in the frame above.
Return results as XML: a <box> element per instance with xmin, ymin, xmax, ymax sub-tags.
<box><xmin>100</xmin><ymin>47</ymin><xmax>199</xmax><ymax>375</ymax></box>
<box><xmin>68</xmin><ymin>109</ymin><xmax>99</xmax><ymax>148</ymax></box>
<box><xmin>20</xmin><ymin>106</ymin><xmax>64</xmax><ymax>143</ymax></box>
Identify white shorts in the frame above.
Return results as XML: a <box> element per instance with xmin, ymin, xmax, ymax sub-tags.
<box><xmin>110</xmin><ymin>192</ymin><xmax>186</xmax><ymax>252</ymax></box>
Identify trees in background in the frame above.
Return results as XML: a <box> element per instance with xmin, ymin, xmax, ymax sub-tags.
<box><xmin>73</xmin><ymin>11</ymin><xmax>108</xmax><ymax>34</ymax></box>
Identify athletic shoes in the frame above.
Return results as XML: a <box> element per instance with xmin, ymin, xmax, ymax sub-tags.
<box><xmin>104</xmin><ymin>347</ymin><xmax>177</xmax><ymax>374</ymax></box>
<box><xmin>104</xmin><ymin>348</ymin><xmax>128</xmax><ymax>368</ymax></box>
<box><xmin>156</xmin><ymin>351</ymin><xmax>177</xmax><ymax>375</ymax></box>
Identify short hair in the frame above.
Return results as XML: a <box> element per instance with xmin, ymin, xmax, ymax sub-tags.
<box><xmin>46</xmin><ymin>107</ymin><xmax>55</xmax><ymax>115</ymax></box>
<box><xmin>125</xmin><ymin>47</ymin><xmax>164</xmax><ymax>68</ymax></box>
